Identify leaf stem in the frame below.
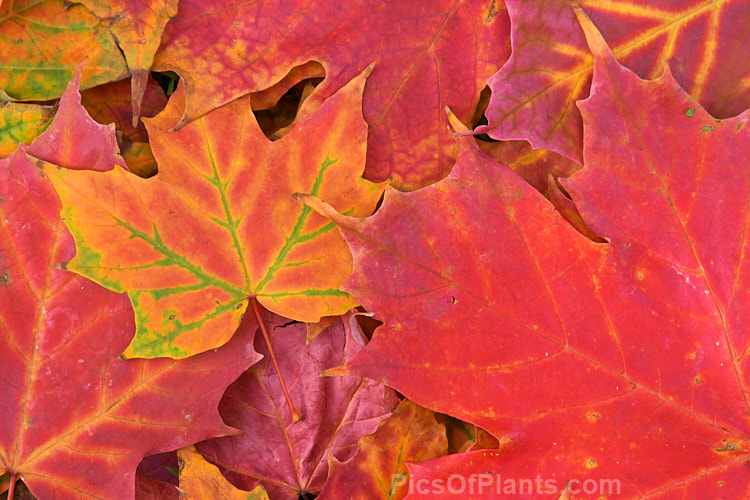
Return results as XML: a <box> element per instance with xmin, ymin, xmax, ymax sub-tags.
<box><xmin>250</xmin><ymin>298</ymin><xmax>302</xmax><ymax>423</ymax></box>
<box><xmin>8</xmin><ymin>473</ymin><xmax>15</xmax><ymax>500</ymax></box>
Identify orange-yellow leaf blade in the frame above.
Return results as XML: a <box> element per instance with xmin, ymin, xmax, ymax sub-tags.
<box><xmin>45</xmin><ymin>69</ymin><xmax>383</xmax><ymax>358</ymax></box>
<box><xmin>0</xmin><ymin>103</ymin><xmax>54</xmax><ymax>157</ymax></box>
<box><xmin>0</xmin><ymin>0</ymin><xmax>127</xmax><ymax>100</ymax></box>
<box><xmin>177</xmin><ymin>446</ymin><xmax>268</xmax><ymax>500</ymax></box>
<box><xmin>75</xmin><ymin>0</ymin><xmax>179</xmax><ymax>124</ymax></box>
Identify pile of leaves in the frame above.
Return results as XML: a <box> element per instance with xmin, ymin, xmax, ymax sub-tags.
<box><xmin>2</xmin><ymin>0</ymin><xmax>749</xmax><ymax>498</ymax></box>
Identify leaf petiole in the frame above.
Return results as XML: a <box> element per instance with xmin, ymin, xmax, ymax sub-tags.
<box><xmin>250</xmin><ymin>298</ymin><xmax>302</xmax><ymax>423</ymax></box>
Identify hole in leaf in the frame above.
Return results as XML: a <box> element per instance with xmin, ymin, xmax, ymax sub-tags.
<box><xmin>136</xmin><ymin>451</ymin><xmax>179</xmax><ymax>485</ymax></box>
<box><xmin>354</xmin><ymin>311</ymin><xmax>383</xmax><ymax>342</ymax></box>
<box><xmin>151</xmin><ymin>71</ymin><xmax>180</xmax><ymax>98</ymax></box>
<box><xmin>251</xmin><ymin>61</ymin><xmax>325</xmax><ymax>140</ymax></box>
<box><xmin>472</xmin><ymin>85</ymin><xmax>496</xmax><ymax>143</ymax></box>
<box><xmin>298</xmin><ymin>493</ymin><xmax>317</xmax><ymax>500</ymax></box>
<box><xmin>371</xmin><ymin>190</ymin><xmax>386</xmax><ymax>216</ymax></box>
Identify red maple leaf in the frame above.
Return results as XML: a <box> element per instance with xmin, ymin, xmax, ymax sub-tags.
<box><xmin>301</xmin><ymin>12</ymin><xmax>750</xmax><ymax>497</ymax></box>
<box><xmin>196</xmin><ymin>311</ymin><xmax>399</xmax><ymax>498</ymax></box>
<box><xmin>0</xmin><ymin>79</ymin><xmax>262</xmax><ymax>500</ymax></box>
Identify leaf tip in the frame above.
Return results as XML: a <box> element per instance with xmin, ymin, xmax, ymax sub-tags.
<box><xmin>573</xmin><ymin>4</ymin><xmax>613</xmax><ymax>64</ymax></box>
<box><xmin>445</xmin><ymin>106</ymin><xmax>470</xmax><ymax>135</ymax></box>
<box><xmin>293</xmin><ymin>193</ymin><xmax>347</xmax><ymax>226</ymax></box>
<box><xmin>119</xmin><ymin>343</ymin><xmax>139</xmax><ymax>360</ymax></box>
<box><xmin>130</xmin><ymin>69</ymin><xmax>150</xmax><ymax>128</ymax></box>
<box><xmin>70</xmin><ymin>59</ymin><xmax>85</xmax><ymax>90</ymax></box>
<box><xmin>169</xmin><ymin>113</ymin><xmax>189</xmax><ymax>133</ymax></box>
<box><xmin>320</xmin><ymin>364</ymin><xmax>351</xmax><ymax>377</ymax></box>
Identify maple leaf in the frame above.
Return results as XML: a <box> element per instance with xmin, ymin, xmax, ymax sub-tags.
<box><xmin>176</xmin><ymin>446</ymin><xmax>268</xmax><ymax>500</ymax></box>
<box><xmin>0</xmin><ymin>142</ymin><xmax>262</xmax><ymax>500</ymax></box>
<box><xmin>474</xmin><ymin>139</ymin><xmax>602</xmax><ymax>241</ymax></box>
<box><xmin>477</xmin><ymin>0</ymin><xmax>750</xmax><ymax>163</ymax></box>
<box><xmin>301</xmin><ymin>13</ymin><xmax>750</xmax><ymax>495</ymax></box>
<box><xmin>0</xmin><ymin>102</ymin><xmax>54</xmax><ymax>158</ymax></box>
<box><xmin>150</xmin><ymin>0</ymin><xmax>509</xmax><ymax>190</ymax></box>
<box><xmin>80</xmin><ymin>75</ymin><xmax>168</xmax><ymax>145</ymax></box>
<box><xmin>43</xmin><ymin>68</ymin><xmax>383</xmax><ymax>358</ymax></box>
<box><xmin>72</xmin><ymin>0</ymin><xmax>178</xmax><ymax>125</ymax></box>
<box><xmin>134</xmin><ymin>476</ymin><xmax>179</xmax><ymax>500</ymax></box>
<box><xmin>195</xmin><ymin>310</ymin><xmax>399</xmax><ymax>498</ymax></box>
<box><xmin>305</xmin><ymin>314</ymin><xmax>339</xmax><ymax>344</ymax></box>
<box><xmin>476</xmin><ymin>140</ymin><xmax>580</xmax><ymax>199</ymax></box>
<box><xmin>133</xmin><ymin>452</ymin><xmax>179</xmax><ymax>499</ymax></box>
<box><xmin>80</xmin><ymin>75</ymin><xmax>168</xmax><ymax>177</ymax></box>
<box><xmin>318</xmin><ymin>399</ymin><xmax>448</xmax><ymax>500</ymax></box>
<box><xmin>0</xmin><ymin>0</ymin><xmax>127</xmax><ymax>101</ymax></box>
<box><xmin>24</xmin><ymin>67</ymin><xmax>127</xmax><ymax>173</ymax></box>
<box><xmin>137</xmin><ymin>451</ymin><xmax>178</xmax><ymax>485</ymax></box>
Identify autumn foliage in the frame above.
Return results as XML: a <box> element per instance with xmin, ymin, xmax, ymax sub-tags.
<box><xmin>2</xmin><ymin>0</ymin><xmax>750</xmax><ymax>499</ymax></box>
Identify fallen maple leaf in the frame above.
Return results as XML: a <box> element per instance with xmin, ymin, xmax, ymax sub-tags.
<box><xmin>475</xmin><ymin>139</ymin><xmax>602</xmax><ymax>241</ymax></box>
<box><xmin>151</xmin><ymin>0</ymin><xmax>509</xmax><ymax>190</ymax></box>
<box><xmin>195</xmin><ymin>310</ymin><xmax>399</xmax><ymax>499</ymax></box>
<box><xmin>137</xmin><ymin>451</ymin><xmax>178</xmax><ymax>485</ymax></box>
<box><xmin>134</xmin><ymin>453</ymin><xmax>179</xmax><ymax>499</ymax></box>
<box><xmin>477</xmin><ymin>0</ymin><xmax>750</xmax><ymax>163</ymax></box>
<box><xmin>302</xmin><ymin>12</ymin><xmax>750</xmax><ymax>494</ymax></box>
<box><xmin>0</xmin><ymin>102</ymin><xmax>54</xmax><ymax>158</ymax></box>
<box><xmin>476</xmin><ymin>140</ymin><xmax>580</xmax><ymax>199</ymax></box>
<box><xmin>318</xmin><ymin>399</ymin><xmax>448</xmax><ymax>500</ymax></box>
<box><xmin>0</xmin><ymin>142</ymin><xmax>262</xmax><ymax>499</ymax></box>
<box><xmin>116</xmin><ymin>142</ymin><xmax>159</xmax><ymax>178</ymax></box>
<box><xmin>73</xmin><ymin>0</ymin><xmax>178</xmax><ymax>125</ymax></box>
<box><xmin>80</xmin><ymin>75</ymin><xmax>168</xmax><ymax>145</ymax></box>
<box><xmin>176</xmin><ymin>446</ymin><xmax>268</xmax><ymax>500</ymax></box>
<box><xmin>80</xmin><ymin>75</ymin><xmax>168</xmax><ymax>177</ymax></box>
<box><xmin>0</xmin><ymin>0</ymin><xmax>127</xmax><ymax>101</ymax></box>
<box><xmin>43</xmin><ymin>68</ymin><xmax>383</xmax><ymax>358</ymax></box>
<box><xmin>305</xmin><ymin>314</ymin><xmax>339</xmax><ymax>344</ymax></box>
<box><xmin>25</xmin><ymin>67</ymin><xmax>127</xmax><ymax>173</ymax></box>
<box><xmin>135</xmin><ymin>475</ymin><xmax>178</xmax><ymax>500</ymax></box>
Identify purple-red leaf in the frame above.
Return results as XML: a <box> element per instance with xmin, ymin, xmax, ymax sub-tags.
<box><xmin>195</xmin><ymin>311</ymin><xmax>399</xmax><ymax>499</ymax></box>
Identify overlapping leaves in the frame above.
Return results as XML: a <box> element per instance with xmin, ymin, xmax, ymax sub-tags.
<box><xmin>0</xmin><ymin>107</ymin><xmax>262</xmax><ymax>500</ymax></box>
<box><xmin>305</xmin><ymin>12</ymin><xmax>750</xmax><ymax>497</ymax></box>
<box><xmin>195</xmin><ymin>311</ymin><xmax>399</xmax><ymax>498</ymax></box>
<box><xmin>478</xmin><ymin>0</ymin><xmax>750</xmax><ymax>163</ymax></box>
<box><xmin>43</xmin><ymin>69</ymin><xmax>383</xmax><ymax>359</ymax></box>
<box><xmin>151</xmin><ymin>0</ymin><xmax>509</xmax><ymax>189</ymax></box>
<box><xmin>0</xmin><ymin>0</ymin><xmax>127</xmax><ymax>100</ymax></box>
<box><xmin>2</xmin><ymin>0</ymin><xmax>750</xmax><ymax>498</ymax></box>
